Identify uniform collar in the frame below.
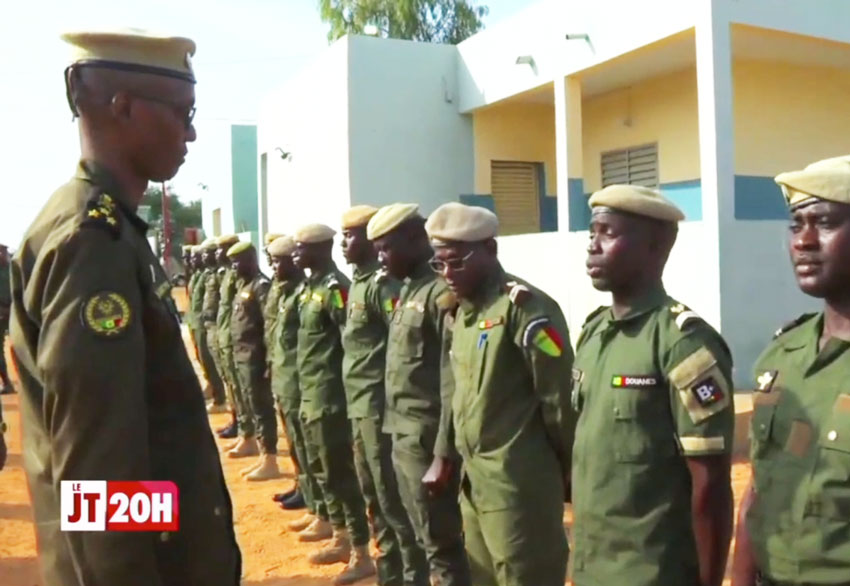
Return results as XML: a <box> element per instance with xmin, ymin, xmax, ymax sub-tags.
<box><xmin>608</xmin><ymin>284</ymin><xmax>668</xmax><ymax>324</ymax></box>
<box><xmin>406</xmin><ymin>258</ymin><xmax>433</xmax><ymax>284</ymax></box>
<box><xmin>353</xmin><ymin>259</ymin><xmax>381</xmax><ymax>281</ymax></box>
<box><xmin>784</xmin><ymin>313</ymin><xmax>850</xmax><ymax>374</ymax></box>
<box><xmin>75</xmin><ymin>160</ymin><xmax>149</xmax><ymax>233</ymax></box>
<box><xmin>309</xmin><ymin>261</ymin><xmax>337</xmax><ymax>284</ymax></box>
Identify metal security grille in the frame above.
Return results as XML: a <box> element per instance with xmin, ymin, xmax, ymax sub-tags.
<box><xmin>490</xmin><ymin>161</ymin><xmax>540</xmax><ymax>235</ymax></box>
<box><xmin>601</xmin><ymin>143</ymin><xmax>659</xmax><ymax>188</ymax></box>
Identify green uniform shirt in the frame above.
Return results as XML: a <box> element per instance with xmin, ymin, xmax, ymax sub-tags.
<box><xmin>341</xmin><ymin>260</ymin><xmax>401</xmax><ymax>420</ymax></box>
<box><xmin>296</xmin><ymin>263</ymin><xmax>350</xmax><ymax>423</ymax></box>
<box><xmin>202</xmin><ymin>267</ymin><xmax>223</xmax><ymax>326</ymax></box>
<box><xmin>9</xmin><ymin>160</ymin><xmax>240</xmax><ymax>586</ymax></box>
<box><xmin>571</xmin><ymin>287</ymin><xmax>734</xmax><ymax>586</ymax></box>
<box><xmin>748</xmin><ymin>312</ymin><xmax>850</xmax><ymax>584</ymax></box>
<box><xmin>263</xmin><ymin>278</ymin><xmax>285</xmax><ymax>365</ymax></box>
<box><xmin>231</xmin><ymin>274</ymin><xmax>271</xmax><ymax>364</ymax></box>
<box><xmin>185</xmin><ymin>271</ymin><xmax>202</xmax><ymax>329</ymax></box>
<box><xmin>450</xmin><ymin>268</ymin><xmax>575</xmax><ymax>511</ymax></box>
<box><xmin>190</xmin><ymin>269</ymin><xmax>208</xmax><ymax>330</ymax></box>
<box><xmin>384</xmin><ymin>260</ymin><xmax>457</xmax><ymax>458</ymax></box>
<box><xmin>217</xmin><ymin>268</ymin><xmax>238</xmax><ymax>350</ymax></box>
<box><xmin>270</xmin><ymin>276</ymin><xmax>305</xmax><ymax>412</ymax></box>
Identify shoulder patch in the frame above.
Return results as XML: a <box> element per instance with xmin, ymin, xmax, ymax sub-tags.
<box><xmin>435</xmin><ymin>290</ymin><xmax>457</xmax><ymax>310</ymax></box>
<box><xmin>505</xmin><ymin>281</ymin><xmax>532</xmax><ymax>306</ymax></box>
<box><xmin>81</xmin><ymin>193</ymin><xmax>121</xmax><ymax>238</ymax></box>
<box><xmin>522</xmin><ymin>317</ymin><xmax>564</xmax><ymax>357</ymax></box>
<box><xmin>774</xmin><ymin>313</ymin><xmax>817</xmax><ymax>339</ymax></box>
<box><xmin>81</xmin><ymin>291</ymin><xmax>132</xmax><ymax>337</ymax></box>
<box><xmin>330</xmin><ymin>287</ymin><xmax>348</xmax><ymax>309</ymax></box>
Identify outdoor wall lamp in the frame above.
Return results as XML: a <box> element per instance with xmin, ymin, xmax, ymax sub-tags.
<box><xmin>515</xmin><ymin>55</ymin><xmax>535</xmax><ymax>67</ymax></box>
<box><xmin>565</xmin><ymin>33</ymin><xmax>595</xmax><ymax>53</ymax></box>
<box><xmin>275</xmin><ymin>147</ymin><xmax>292</xmax><ymax>161</ymax></box>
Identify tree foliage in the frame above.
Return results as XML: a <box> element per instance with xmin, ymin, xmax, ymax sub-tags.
<box><xmin>141</xmin><ymin>186</ymin><xmax>203</xmax><ymax>253</ymax></box>
<box><xmin>318</xmin><ymin>0</ymin><xmax>488</xmax><ymax>44</ymax></box>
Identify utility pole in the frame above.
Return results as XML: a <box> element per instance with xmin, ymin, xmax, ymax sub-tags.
<box><xmin>161</xmin><ymin>182</ymin><xmax>172</xmax><ymax>272</ymax></box>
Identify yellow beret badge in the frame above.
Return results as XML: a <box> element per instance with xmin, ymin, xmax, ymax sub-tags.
<box><xmin>82</xmin><ymin>291</ymin><xmax>132</xmax><ymax>337</ymax></box>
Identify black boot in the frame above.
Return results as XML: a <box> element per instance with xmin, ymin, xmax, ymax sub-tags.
<box><xmin>280</xmin><ymin>491</ymin><xmax>306</xmax><ymax>510</ymax></box>
<box><xmin>272</xmin><ymin>486</ymin><xmax>298</xmax><ymax>503</ymax></box>
<box><xmin>217</xmin><ymin>421</ymin><xmax>238</xmax><ymax>439</ymax></box>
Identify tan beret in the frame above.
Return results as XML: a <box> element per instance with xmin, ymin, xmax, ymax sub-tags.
<box><xmin>294</xmin><ymin>223</ymin><xmax>336</xmax><ymax>244</ymax></box>
<box><xmin>190</xmin><ymin>245</ymin><xmax>202</xmax><ymax>254</ymax></box>
<box><xmin>226</xmin><ymin>241</ymin><xmax>254</xmax><ymax>258</ymax></box>
<box><xmin>341</xmin><ymin>205</ymin><xmax>379</xmax><ymax>230</ymax></box>
<box><xmin>181</xmin><ymin>244</ymin><xmax>193</xmax><ymax>253</ymax></box>
<box><xmin>264</xmin><ymin>232</ymin><xmax>284</xmax><ymax>246</ymax></box>
<box><xmin>267</xmin><ymin>236</ymin><xmax>296</xmax><ymax>257</ymax></box>
<box><xmin>775</xmin><ymin>155</ymin><xmax>850</xmax><ymax>209</ymax></box>
<box><xmin>217</xmin><ymin>234</ymin><xmax>240</xmax><ymax>247</ymax></box>
<box><xmin>200</xmin><ymin>238</ymin><xmax>218</xmax><ymax>252</ymax></box>
<box><xmin>62</xmin><ymin>29</ymin><xmax>195</xmax><ymax>82</ymax></box>
<box><xmin>367</xmin><ymin>203</ymin><xmax>420</xmax><ymax>240</ymax></box>
<box><xmin>589</xmin><ymin>184</ymin><xmax>684</xmax><ymax>222</ymax></box>
<box><xmin>426</xmin><ymin>202</ymin><xmax>499</xmax><ymax>244</ymax></box>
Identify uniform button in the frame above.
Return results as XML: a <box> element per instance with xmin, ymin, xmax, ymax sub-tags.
<box><xmin>828</xmin><ymin>430</ymin><xmax>838</xmax><ymax>441</ymax></box>
<box><xmin>759</xmin><ymin>424</ymin><xmax>766</xmax><ymax>431</ymax></box>
<box><xmin>214</xmin><ymin>506</ymin><xmax>224</xmax><ymax>517</ymax></box>
<box><xmin>160</xmin><ymin>532</ymin><xmax>170</xmax><ymax>542</ymax></box>
<box><xmin>613</xmin><ymin>407</ymin><xmax>620</xmax><ymax>416</ymax></box>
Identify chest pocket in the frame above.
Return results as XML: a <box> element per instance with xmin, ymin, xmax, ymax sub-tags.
<box><xmin>750</xmin><ymin>390</ymin><xmax>781</xmax><ymax>458</ymax></box>
<box><xmin>612</xmin><ymin>382</ymin><xmax>675</xmax><ymax>463</ymax></box>
<box><xmin>301</xmin><ymin>300</ymin><xmax>325</xmax><ymax>332</ymax></box>
<box><xmin>394</xmin><ymin>306</ymin><xmax>425</xmax><ymax>358</ymax></box>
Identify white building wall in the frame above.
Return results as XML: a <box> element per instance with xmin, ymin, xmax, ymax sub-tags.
<box><xmin>199</xmin><ymin>121</ymin><xmax>236</xmax><ymax>239</ymax></box>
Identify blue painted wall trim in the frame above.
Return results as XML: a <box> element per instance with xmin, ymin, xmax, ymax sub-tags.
<box><xmin>660</xmin><ymin>179</ymin><xmax>702</xmax><ymax>221</ymax></box>
<box><xmin>231</xmin><ymin>125</ymin><xmax>259</xmax><ymax>235</ymax></box>
<box><xmin>568</xmin><ymin>178</ymin><xmax>590</xmax><ymax>232</ymax></box>
<box><xmin>459</xmin><ymin>193</ymin><xmax>558</xmax><ymax>233</ymax></box>
<box><xmin>459</xmin><ymin>194</ymin><xmax>496</xmax><ymax>212</ymax></box>
<box><xmin>734</xmin><ymin>175</ymin><xmax>787</xmax><ymax>220</ymax></box>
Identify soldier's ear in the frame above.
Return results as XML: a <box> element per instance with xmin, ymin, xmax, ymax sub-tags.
<box><xmin>484</xmin><ymin>238</ymin><xmax>497</xmax><ymax>257</ymax></box>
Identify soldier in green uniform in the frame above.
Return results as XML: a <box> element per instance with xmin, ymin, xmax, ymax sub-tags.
<box><xmin>367</xmin><ymin>204</ymin><xmax>471</xmax><ymax>586</ymax></box>
<box><xmin>216</xmin><ymin>235</ymin><xmax>259</xmax><ymax>457</ymax></box>
<box><xmin>267</xmin><ymin>236</ymin><xmax>317</xmax><ymax>516</ymax></box>
<box><xmin>341</xmin><ymin>206</ymin><xmax>430</xmax><ymax>586</ymax></box>
<box><xmin>0</xmin><ymin>243</ymin><xmax>13</xmax><ymax>394</ymax></box>
<box><xmin>202</xmin><ymin>240</ymin><xmax>230</xmax><ymax>413</ymax></box>
<box><xmin>262</xmin><ymin>232</ymin><xmax>288</xmax><ymax>431</ymax></box>
<box><xmin>226</xmin><ymin>242</ymin><xmax>281</xmax><ymax>481</ymax></box>
<box><xmin>732</xmin><ymin>156</ymin><xmax>850</xmax><ymax>586</ymax></box>
<box><xmin>571</xmin><ymin>184</ymin><xmax>734</xmax><ymax>586</ymax></box>
<box><xmin>424</xmin><ymin>202</ymin><xmax>575</xmax><ymax>586</ymax></box>
<box><xmin>8</xmin><ymin>29</ymin><xmax>241</xmax><ymax>585</ymax></box>
<box><xmin>293</xmin><ymin>223</ymin><xmax>376</xmax><ymax>584</ymax></box>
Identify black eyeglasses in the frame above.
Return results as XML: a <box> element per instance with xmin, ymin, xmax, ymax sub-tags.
<box><xmin>428</xmin><ymin>250</ymin><xmax>475</xmax><ymax>273</ymax></box>
<box><xmin>134</xmin><ymin>95</ymin><xmax>196</xmax><ymax>129</ymax></box>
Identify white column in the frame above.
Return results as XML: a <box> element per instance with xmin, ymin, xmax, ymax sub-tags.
<box><xmin>695</xmin><ymin>0</ymin><xmax>735</xmax><ymax>331</ymax></box>
<box><xmin>554</xmin><ymin>76</ymin><xmax>584</xmax><ymax>234</ymax></box>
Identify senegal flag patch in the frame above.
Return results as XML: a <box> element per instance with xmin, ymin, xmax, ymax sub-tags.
<box><xmin>331</xmin><ymin>287</ymin><xmax>348</xmax><ymax>309</ymax></box>
<box><xmin>383</xmin><ymin>297</ymin><xmax>398</xmax><ymax>313</ymax></box>
<box><xmin>523</xmin><ymin>317</ymin><xmax>563</xmax><ymax>357</ymax></box>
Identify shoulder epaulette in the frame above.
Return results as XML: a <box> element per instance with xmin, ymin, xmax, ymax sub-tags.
<box><xmin>217</xmin><ymin>267</ymin><xmax>226</xmax><ymax>275</ymax></box>
<box><xmin>505</xmin><ymin>280</ymin><xmax>532</xmax><ymax>306</ymax></box>
<box><xmin>669</xmin><ymin>302</ymin><xmax>702</xmax><ymax>331</ymax></box>
<box><xmin>325</xmin><ymin>274</ymin><xmax>341</xmax><ymax>289</ymax></box>
<box><xmin>374</xmin><ymin>268</ymin><xmax>389</xmax><ymax>283</ymax></box>
<box><xmin>774</xmin><ymin>313</ymin><xmax>817</xmax><ymax>339</ymax></box>
<box><xmin>435</xmin><ymin>289</ymin><xmax>458</xmax><ymax>310</ymax></box>
<box><xmin>582</xmin><ymin>306</ymin><xmax>607</xmax><ymax>328</ymax></box>
<box><xmin>81</xmin><ymin>192</ymin><xmax>121</xmax><ymax>238</ymax></box>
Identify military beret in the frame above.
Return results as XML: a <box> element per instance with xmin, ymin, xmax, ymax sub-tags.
<box><xmin>426</xmin><ymin>202</ymin><xmax>499</xmax><ymax>245</ymax></box>
<box><xmin>61</xmin><ymin>29</ymin><xmax>196</xmax><ymax>83</ymax></box>
<box><xmin>190</xmin><ymin>245</ymin><xmax>202</xmax><ymax>254</ymax></box>
<box><xmin>181</xmin><ymin>244</ymin><xmax>193</xmax><ymax>253</ymax></box>
<box><xmin>367</xmin><ymin>203</ymin><xmax>420</xmax><ymax>240</ymax></box>
<box><xmin>226</xmin><ymin>241</ymin><xmax>254</xmax><ymax>258</ymax></box>
<box><xmin>294</xmin><ymin>223</ymin><xmax>336</xmax><ymax>244</ymax></box>
<box><xmin>341</xmin><ymin>205</ymin><xmax>379</xmax><ymax>230</ymax></box>
<box><xmin>217</xmin><ymin>234</ymin><xmax>239</xmax><ymax>247</ymax></box>
<box><xmin>200</xmin><ymin>238</ymin><xmax>218</xmax><ymax>252</ymax></box>
<box><xmin>775</xmin><ymin>156</ymin><xmax>850</xmax><ymax>209</ymax></box>
<box><xmin>589</xmin><ymin>184</ymin><xmax>684</xmax><ymax>223</ymax></box>
<box><xmin>267</xmin><ymin>236</ymin><xmax>296</xmax><ymax>257</ymax></box>
<box><xmin>264</xmin><ymin>232</ymin><xmax>284</xmax><ymax>247</ymax></box>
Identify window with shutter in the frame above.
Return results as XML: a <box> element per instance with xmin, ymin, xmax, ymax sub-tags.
<box><xmin>490</xmin><ymin>161</ymin><xmax>541</xmax><ymax>236</ymax></box>
<box><xmin>601</xmin><ymin>143</ymin><xmax>659</xmax><ymax>188</ymax></box>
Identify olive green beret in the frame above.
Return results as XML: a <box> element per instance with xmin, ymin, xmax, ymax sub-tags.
<box><xmin>264</xmin><ymin>232</ymin><xmax>284</xmax><ymax>246</ymax></box>
<box><xmin>190</xmin><ymin>245</ymin><xmax>202</xmax><ymax>254</ymax></box>
<box><xmin>589</xmin><ymin>184</ymin><xmax>684</xmax><ymax>222</ymax></box>
<box><xmin>217</xmin><ymin>234</ymin><xmax>239</xmax><ymax>247</ymax></box>
<box><xmin>367</xmin><ymin>203</ymin><xmax>420</xmax><ymax>240</ymax></box>
<box><xmin>426</xmin><ymin>202</ymin><xmax>499</xmax><ymax>244</ymax></box>
<box><xmin>200</xmin><ymin>238</ymin><xmax>218</xmax><ymax>252</ymax></box>
<box><xmin>267</xmin><ymin>236</ymin><xmax>296</xmax><ymax>257</ymax></box>
<box><xmin>341</xmin><ymin>205</ymin><xmax>379</xmax><ymax>229</ymax></box>
<box><xmin>62</xmin><ymin>29</ymin><xmax>196</xmax><ymax>83</ymax></box>
<box><xmin>294</xmin><ymin>223</ymin><xmax>336</xmax><ymax>244</ymax></box>
<box><xmin>775</xmin><ymin>155</ymin><xmax>850</xmax><ymax>209</ymax></box>
<box><xmin>226</xmin><ymin>241</ymin><xmax>254</xmax><ymax>258</ymax></box>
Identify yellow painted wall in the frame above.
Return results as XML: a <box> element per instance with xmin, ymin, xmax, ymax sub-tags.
<box><xmin>473</xmin><ymin>102</ymin><xmax>557</xmax><ymax>194</ymax></box>
<box><xmin>582</xmin><ymin>67</ymin><xmax>700</xmax><ymax>192</ymax></box>
<box><xmin>734</xmin><ymin>59</ymin><xmax>850</xmax><ymax>176</ymax></box>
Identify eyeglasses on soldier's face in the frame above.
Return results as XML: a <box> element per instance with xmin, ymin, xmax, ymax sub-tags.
<box><xmin>428</xmin><ymin>250</ymin><xmax>475</xmax><ymax>274</ymax></box>
<box><xmin>133</xmin><ymin>94</ymin><xmax>196</xmax><ymax>130</ymax></box>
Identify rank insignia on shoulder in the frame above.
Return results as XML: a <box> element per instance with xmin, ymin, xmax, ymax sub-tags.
<box><xmin>670</xmin><ymin>303</ymin><xmax>701</xmax><ymax>330</ymax></box>
<box><xmin>374</xmin><ymin>269</ymin><xmax>388</xmax><ymax>283</ymax></box>
<box><xmin>774</xmin><ymin>313</ymin><xmax>817</xmax><ymax>339</ymax></box>
<box><xmin>478</xmin><ymin>316</ymin><xmax>505</xmax><ymax>330</ymax></box>
<box><xmin>311</xmin><ymin>292</ymin><xmax>324</xmax><ymax>303</ymax></box>
<box><xmin>405</xmin><ymin>300</ymin><xmax>425</xmax><ymax>313</ymax></box>
<box><xmin>756</xmin><ymin>370</ymin><xmax>777</xmax><ymax>392</ymax></box>
<box><xmin>81</xmin><ymin>291</ymin><xmax>131</xmax><ymax>337</ymax></box>
<box><xmin>82</xmin><ymin>193</ymin><xmax>121</xmax><ymax>238</ymax></box>
<box><xmin>523</xmin><ymin>317</ymin><xmax>563</xmax><ymax>357</ymax></box>
<box><xmin>505</xmin><ymin>281</ymin><xmax>531</xmax><ymax>305</ymax></box>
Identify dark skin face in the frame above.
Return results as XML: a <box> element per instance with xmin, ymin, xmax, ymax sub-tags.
<box><xmin>788</xmin><ymin>200</ymin><xmax>850</xmax><ymax>300</ymax></box>
<box><xmin>293</xmin><ymin>240</ymin><xmax>333</xmax><ymax>271</ymax></box>
<box><xmin>431</xmin><ymin>240</ymin><xmax>498</xmax><ymax>300</ymax></box>
<box><xmin>203</xmin><ymin>249</ymin><xmax>217</xmax><ymax>268</ymax></box>
<box><xmin>272</xmin><ymin>254</ymin><xmax>301</xmax><ymax>281</ymax></box>
<box><xmin>232</xmin><ymin>250</ymin><xmax>259</xmax><ymax>281</ymax></box>
<box><xmin>341</xmin><ymin>226</ymin><xmax>376</xmax><ymax>266</ymax></box>
<box><xmin>215</xmin><ymin>246</ymin><xmax>233</xmax><ymax>267</ymax></box>
<box><xmin>192</xmin><ymin>253</ymin><xmax>203</xmax><ymax>270</ymax></box>
<box><xmin>372</xmin><ymin>220</ymin><xmax>431</xmax><ymax>280</ymax></box>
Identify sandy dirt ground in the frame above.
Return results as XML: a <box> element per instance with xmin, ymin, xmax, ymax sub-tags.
<box><xmin>0</xmin><ymin>334</ymin><xmax>751</xmax><ymax>586</ymax></box>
